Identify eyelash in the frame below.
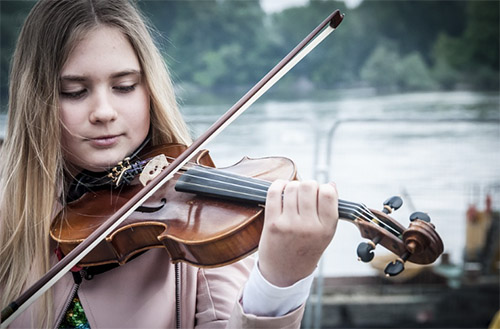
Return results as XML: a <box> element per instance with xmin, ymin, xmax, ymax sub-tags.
<box><xmin>60</xmin><ymin>84</ymin><xmax>137</xmax><ymax>99</ymax></box>
<box><xmin>61</xmin><ymin>90</ymin><xmax>86</xmax><ymax>99</ymax></box>
<box><xmin>114</xmin><ymin>84</ymin><xmax>136</xmax><ymax>93</ymax></box>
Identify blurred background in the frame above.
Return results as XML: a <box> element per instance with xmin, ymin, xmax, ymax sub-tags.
<box><xmin>1</xmin><ymin>1</ymin><xmax>499</xmax><ymax>328</ymax></box>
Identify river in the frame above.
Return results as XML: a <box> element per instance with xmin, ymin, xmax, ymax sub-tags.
<box><xmin>182</xmin><ymin>90</ymin><xmax>500</xmax><ymax>277</ymax></box>
<box><xmin>1</xmin><ymin>90</ymin><xmax>499</xmax><ymax>277</ymax></box>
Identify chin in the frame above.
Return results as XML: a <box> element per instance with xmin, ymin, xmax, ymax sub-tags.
<box><xmin>72</xmin><ymin>158</ymin><xmax>121</xmax><ymax>173</ymax></box>
<box><xmin>93</xmin><ymin>159</ymin><xmax>122</xmax><ymax>171</ymax></box>
<box><xmin>65</xmin><ymin>148</ymin><xmax>131</xmax><ymax>173</ymax></box>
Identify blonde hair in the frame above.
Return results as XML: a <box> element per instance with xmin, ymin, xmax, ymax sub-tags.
<box><xmin>0</xmin><ymin>0</ymin><xmax>190</xmax><ymax>326</ymax></box>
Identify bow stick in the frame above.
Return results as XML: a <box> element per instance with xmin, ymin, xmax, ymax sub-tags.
<box><xmin>1</xmin><ymin>9</ymin><xmax>344</xmax><ymax>326</ymax></box>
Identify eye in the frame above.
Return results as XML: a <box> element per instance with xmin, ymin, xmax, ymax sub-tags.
<box><xmin>60</xmin><ymin>89</ymin><xmax>87</xmax><ymax>99</ymax></box>
<box><xmin>114</xmin><ymin>84</ymin><xmax>137</xmax><ymax>93</ymax></box>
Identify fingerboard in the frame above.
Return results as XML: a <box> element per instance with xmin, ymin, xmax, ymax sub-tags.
<box><xmin>175</xmin><ymin>166</ymin><xmax>370</xmax><ymax>222</ymax></box>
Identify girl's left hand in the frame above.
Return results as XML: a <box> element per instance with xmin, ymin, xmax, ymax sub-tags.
<box><xmin>258</xmin><ymin>180</ymin><xmax>339</xmax><ymax>287</ymax></box>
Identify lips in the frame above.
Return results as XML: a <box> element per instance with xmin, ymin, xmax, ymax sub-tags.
<box><xmin>87</xmin><ymin>134</ymin><xmax>121</xmax><ymax>147</ymax></box>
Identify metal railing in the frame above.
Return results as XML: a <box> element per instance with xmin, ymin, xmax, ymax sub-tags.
<box><xmin>304</xmin><ymin>117</ymin><xmax>500</xmax><ymax>329</ymax></box>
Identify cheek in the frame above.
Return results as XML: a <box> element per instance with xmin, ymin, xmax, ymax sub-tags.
<box><xmin>132</xmin><ymin>89</ymin><xmax>151</xmax><ymax>132</ymax></box>
<box><xmin>136</xmin><ymin>108</ymin><xmax>150</xmax><ymax>137</ymax></box>
<box><xmin>117</xmin><ymin>89</ymin><xmax>151</xmax><ymax>147</ymax></box>
<box><xmin>59</xmin><ymin>111</ymin><xmax>75</xmax><ymax>151</ymax></box>
<box><xmin>59</xmin><ymin>102</ymin><xmax>85</xmax><ymax>132</ymax></box>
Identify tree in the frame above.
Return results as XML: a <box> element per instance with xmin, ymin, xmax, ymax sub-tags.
<box><xmin>0</xmin><ymin>1</ymin><xmax>35</xmax><ymax>112</ymax></box>
<box><xmin>360</xmin><ymin>44</ymin><xmax>401</xmax><ymax>92</ymax></box>
<box><xmin>432</xmin><ymin>1</ymin><xmax>499</xmax><ymax>90</ymax></box>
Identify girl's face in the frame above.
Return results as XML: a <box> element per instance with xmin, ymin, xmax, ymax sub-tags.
<box><xmin>59</xmin><ymin>26</ymin><xmax>150</xmax><ymax>173</ymax></box>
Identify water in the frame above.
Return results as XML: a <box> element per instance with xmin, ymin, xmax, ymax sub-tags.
<box><xmin>183</xmin><ymin>90</ymin><xmax>500</xmax><ymax>277</ymax></box>
<box><xmin>1</xmin><ymin>90</ymin><xmax>499</xmax><ymax>277</ymax></box>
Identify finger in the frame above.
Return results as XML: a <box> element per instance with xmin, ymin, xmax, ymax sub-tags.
<box><xmin>282</xmin><ymin>180</ymin><xmax>299</xmax><ymax>217</ymax></box>
<box><xmin>297</xmin><ymin>180</ymin><xmax>319</xmax><ymax>219</ymax></box>
<box><xmin>318</xmin><ymin>182</ymin><xmax>339</xmax><ymax>229</ymax></box>
<box><xmin>265</xmin><ymin>179</ymin><xmax>287</xmax><ymax>219</ymax></box>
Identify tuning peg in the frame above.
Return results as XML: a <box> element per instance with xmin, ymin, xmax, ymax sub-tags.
<box><xmin>384</xmin><ymin>252</ymin><xmax>410</xmax><ymax>277</ymax></box>
<box><xmin>356</xmin><ymin>236</ymin><xmax>381</xmax><ymax>262</ymax></box>
<box><xmin>384</xmin><ymin>259</ymin><xmax>405</xmax><ymax>276</ymax></box>
<box><xmin>410</xmin><ymin>211</ymin><xmax>431</xmax><ymax>222</ymax></box>
<box><xmin>383</xmin><ymin>196</ymin><xmax>403</xmax><ymax>214</ymax></box>
<box><xmin>357</xmin><ymin>242</ymin><xmax>375</xmax><ymax>262</ymax></box>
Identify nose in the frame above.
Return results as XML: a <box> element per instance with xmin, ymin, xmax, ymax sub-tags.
<box><xmin>89</xmin><ymin>89</ymin><xmax>117</xmax><ymax>123</ymax></box>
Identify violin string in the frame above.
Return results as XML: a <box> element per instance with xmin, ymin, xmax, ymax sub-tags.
<box><xmin>177</xmin><ymin>176</ymin><xmax>401</xmax><ymax>236</ymax></box>
<box><xmin>179</xmin><ymin>167</ymin><xmax>389</xmax><ymax>228</ymax></box>
<box><xmin>188</xmin><ymin>166</ymin><xmax>272</xmax><ymax>189</ymax></box>
<box><xmin>171</xmin><ymin>166</ymin><xmax>402</xmax><ymax>236</ymax></box>
<box><xmin>134</xmin><ymin>155</ymin><xmax>401</xmax><ymax>236</ymax></box>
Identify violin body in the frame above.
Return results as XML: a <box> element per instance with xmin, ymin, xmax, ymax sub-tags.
<box><xmin>51</xmin><ymin>144</ymin><xmax>298</xmax><ymax>267</ymax></box>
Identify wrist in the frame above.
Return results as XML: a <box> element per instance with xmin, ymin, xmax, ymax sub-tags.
<box><xmin>259</xmin><ymin>258</ymin><xmax>316</xmax><ymax>287</ymax></box>
<box><xmin>242</xmin><ymin>258</ymin><xmax>315</xmax><ymax>316</ymax></box>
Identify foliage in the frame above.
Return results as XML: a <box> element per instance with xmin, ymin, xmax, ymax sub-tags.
<box><xmin>361</xmin><ymin>44</ymin><xmax>437</xmax><ymax>92</ymax></box>
<box><xmin>0</xmin><ymin>0</ymin><xmax>498</xmax><ymax>110</ymax></box>
<box><xmin>432</xmin><ymin>1</ymin><xmax>499</xmax><ymax>90</ymax></box>
<box><xmin>0</xmin><ymin>1</ymin><xmax>35</xmax><ymax>111</ymax></box>
<box><xmin>360</xmin><ymin>44</ymin><xmax>401</xmax><ymax>92</ymax></box>
<box><xmin>398</xmin><ymin>52</ymin><xmax>437</xmax><ymax>91</ymax></box>
<box><xmin>139</xmin><ymin>0</ymin><xmax>273</xmax><ymax>90</ymax></box>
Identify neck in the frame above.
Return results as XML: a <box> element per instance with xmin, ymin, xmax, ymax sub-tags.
<box><xmin>174</xmin><ymin>165</ymin><xmax>368</xmax><ymax>222</ymax></box>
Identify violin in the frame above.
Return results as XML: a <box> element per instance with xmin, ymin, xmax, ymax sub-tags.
<box><xmin>51</xmin><ymin>143</ymin><xmax>443</xmax><ymax>277</ymax></box>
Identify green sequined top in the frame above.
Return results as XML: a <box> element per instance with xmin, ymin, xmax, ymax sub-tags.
<box><xmin>58</xmin><ymin>294</ymin><xmax>90</xmax><ymax>329</ymax></box>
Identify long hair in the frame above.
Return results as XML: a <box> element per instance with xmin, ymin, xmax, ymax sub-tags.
<box><xmin>0</xmin><ymin>0</ymin><xmax>191</xmax><ymax>326</ymax></box>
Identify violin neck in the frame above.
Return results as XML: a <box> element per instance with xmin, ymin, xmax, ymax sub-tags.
<box><xmin>175</xmin><ymin>166</ymin><xmax>367</xmax><ymax>222</ymax></box>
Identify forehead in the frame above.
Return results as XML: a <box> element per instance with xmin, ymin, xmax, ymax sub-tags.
<box><xmin>61</xmin><ymin>26</ymin><xmax>141</xmax><ymax>76</ymax></box>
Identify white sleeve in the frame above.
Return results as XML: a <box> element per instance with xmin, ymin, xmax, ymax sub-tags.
<box><xmin>241</xmin><ymin>258</ymin><xmax>315</xmax><ymax>316</ymax></box>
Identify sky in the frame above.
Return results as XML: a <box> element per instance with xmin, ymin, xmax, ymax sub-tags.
<box><xmin>260</xmin><ymin>0</ymin><xmax>364</xmax><ymax>13</ymax></box>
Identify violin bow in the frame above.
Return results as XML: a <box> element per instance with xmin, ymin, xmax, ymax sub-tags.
<box><xmin>0</xmin><ymin>9</ymin><xmax>344</xmax><ymax>326</ymax></box>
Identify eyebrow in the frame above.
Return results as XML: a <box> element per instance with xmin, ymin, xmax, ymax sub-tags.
<box><xmin>110</xmin><ymin>69</ymin><xmax>142</xmax><ymax>79</ymax></box>
<box><xmin>60</xmin><ymin>69</ymin><xmax>142</xmax><ymax>82</ymax></box>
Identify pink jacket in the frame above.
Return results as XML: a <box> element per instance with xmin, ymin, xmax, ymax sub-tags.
<box><xmin>6</xmin><ymin>248</ymin><xmax>304</xmax><ymax>328</ymax></box>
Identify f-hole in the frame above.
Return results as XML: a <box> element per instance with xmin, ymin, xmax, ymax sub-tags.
<box><xmin>136</xmin><ymin>198</ymin><xmax>167</xmax><ymax>213</ymax></box>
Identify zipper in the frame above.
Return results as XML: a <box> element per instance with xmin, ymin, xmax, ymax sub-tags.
<box><xmin>175</xmin><ymin>263</ymin><xmax>181</xmax><ymax>329</ymax></box>
<box><xmin>53</xmin><ymin>270</ymin><xmax>85</xmax><ymax>329</ymax></box>
<box><xmin>53</xmin><ymin>283</ymin><xmax>79</xmax><ymax>329</ymax></box>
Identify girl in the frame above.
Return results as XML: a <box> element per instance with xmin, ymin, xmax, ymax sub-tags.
<box><xmin>0</xmin><ymin>0</ymin><xmax>339</xmax><ymax>328</ymax></box>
